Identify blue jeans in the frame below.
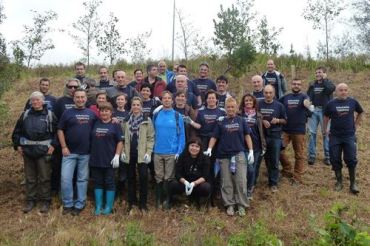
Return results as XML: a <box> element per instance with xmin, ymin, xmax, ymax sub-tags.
<box><xmin>329</xmin><ymin>135</ymin><xmax>357</xmax><ymax>171</ymax></box>
<box><xmin>308</xmin><ymin>108</ymin><xmax>329</xmax><ymax>159</ymax></box>
<box><xmin>264</xmin><ymin>136</ymin><xmax>282</xmax><ymax>186</ymax></box>
<box><xmin>61</xmin><ymin>154</ymin><xmax>90</xmax><ymax>209</ymax></box>
<box><xmin>246</xmin><ymin>149</ymin><xmax>262</xmax><ymax>191</ymax></box>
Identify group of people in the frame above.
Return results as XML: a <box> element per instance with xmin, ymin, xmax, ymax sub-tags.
<box><xmin>12</xmin><ymin>59</ymin><xmax>363</xmax><ymax>217</ymax></box>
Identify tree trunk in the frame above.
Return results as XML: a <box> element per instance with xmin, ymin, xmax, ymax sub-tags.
<box><xmin>325</xmin><ymin>15</ymin><xmax>329</xmax><ymax>62</ymax></box>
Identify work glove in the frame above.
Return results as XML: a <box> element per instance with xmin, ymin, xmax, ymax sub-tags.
<box><xmin>111</xmin><ymin>154</ymin><xmax>120</xmax><ymax>168</ymax></box>
<box><xmin>143</xmin><ymin>153</ymin><xmax>151</xmax><ymax>164</ymax></box>
<box><xmin>120</xmin><ymin>152</ymin><xmax>127</xmax><ymax>163</ymax></box>
<box><xmin>185</xmin><ymin>182</ymin><xmax>195</xmax><ymax>196</ymax></box>
<box><xmin>184</xmin><ymin>180</ymin><xmax>190</xmax><ymax>193</ymax></box>
<box><xmin>183</xmin><ymin>116</ymin><xmax>193</xmax><ymax>125</ymax></box>
<box><xmin>217</xmin><ymin>116</ymin><xmax>224</xmax><ymax>122</ymax></box>
<box><xmin>309</xmin><ymin>105</ymin><xmax>315</xmax><ymax>112</ymax></box>
<box><xmin>247</xmin><ymin>150</ymin><xmax>254</xmax><ymax>165</ymax></box>
<box><xmin>175</xmin><ymin>154</ymin><xmax>179</xmax><ymax>161</ymax></box>
<box><xmin>203</xmin><ymin>148</ymin><xmax>212</xmax><ymax>157</ymax></box>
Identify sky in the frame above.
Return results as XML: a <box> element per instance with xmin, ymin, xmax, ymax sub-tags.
<box><xmin>0</xmin><ymin>0</ymin><xmax>348</xmax><ymax>66</ymax></box>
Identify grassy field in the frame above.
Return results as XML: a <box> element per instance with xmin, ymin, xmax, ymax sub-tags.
<box><xmin>0</xmin><ymin>69</ymin><xmax>369</xmax><ymax>245</ymax></box>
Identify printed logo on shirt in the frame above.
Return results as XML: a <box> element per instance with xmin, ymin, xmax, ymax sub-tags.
<box><xmin>336</xmin><ymin>106</ymin><xmax>350</xmax><ymax>116</ymax></box>
<box><xmin>76</xmin><ymin>114</ymin><xmax>91</xmax><ymax>124</ymax></box>
<box><xmin>314</xmin><ymin>87</ymin><xmax>324</xmax><ymax>94</ymax></box>
<box><xmin>287</xmin><ymin>99</ymin><xmax>300</xmax><ymax>109</ymax></box>
<box><xmin>204</xmin><ymin>114</ymin><xmax>218</xmax><ymax>124</ymax></box>
<box><xmin>65</xmin><ymin>104</ymin><xmax>75</xmax><ymax>110</ymax></box>
<box><xmin>266</xmin><ymin>77</ymin><xmax>277</xmax><ymax>85</ymax></box>
<box><xmin>196</xmin><ymin>84</ymin><xmax>208</xmax><ymax>92</ymax></box>
<box><xmin>260</xmin><ymin>108</ymin><xmax>274</xmax><ymax>119</ymax></box>
<box><xmin>225</xmin><ymin>122</ymin><xmax>240</xmax><ymax>133</ymax></box>
<box><xmin>244</xmin><ymin>116</ymin><xmax>256</xmax><ymax>127</ymax></box>
<box><xmin>95</xmin><ymin>127</ymin><xmax>109</xmax><ymax>137</ymax></box>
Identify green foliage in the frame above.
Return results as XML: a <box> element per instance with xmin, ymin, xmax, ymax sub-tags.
<box><xmin>228</xmin><ymin>40</ymin><xmax>256</xmax><ymax>78</ymax></box>
<box><xmin>352</xmin><ymin>0</ymin><xmax>370</xmax><ymax>54</ymax></box>
<box><xmin>314</xmin><ymin>203</ymin><xmax>370</xmax><ymax>246</ymax></box>
<box><xmin>256</xmin><ymin>16</ymin><xmax>283</xmax><ymax>55</ymax></box>
<box><xmin>124</xmin><ymin>222</ymin><xmax>153</xmax><ymax>246</ymax></box>
<box><xmin>127</xmin><ymin>31</ymin><xmax>152</xmax><ymax>65</ymax></box>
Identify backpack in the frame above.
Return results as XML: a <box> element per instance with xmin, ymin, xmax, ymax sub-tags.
<box><xmin>153</xmin><ymin>108</ymin><xmax>180</xmax><ymax>135</ymax></box>
<box><xmin>23</xmin><ymin>108</ymin><xmax>54</xmax><ymax>133</ymax></box>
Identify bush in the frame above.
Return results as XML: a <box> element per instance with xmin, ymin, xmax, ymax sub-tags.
<box><xmin>124</xmin><ymin>222</ymin><xmax>154</xmax><ymax>246</ymax></box>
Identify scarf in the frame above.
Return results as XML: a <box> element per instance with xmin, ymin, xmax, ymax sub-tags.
<box><xmin>128</xmin><ymin>113</ymin><xmax>143</xmax><ymax>138</ymax></box>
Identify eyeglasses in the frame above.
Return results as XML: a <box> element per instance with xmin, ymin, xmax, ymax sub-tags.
<box><xmin>67</xmin><ymin>85</ymin><xmax>79</xmax><ymax>89</ymax></box>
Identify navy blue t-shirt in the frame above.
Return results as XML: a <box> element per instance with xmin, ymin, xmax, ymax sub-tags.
<box><xmin>142</xmin><ymin>98</ymin><xmax>161</xmax><ymax>119</ymax></box>
<box><xmin>263</xmin><ymin>72</ymin><xmax>279</xmax><ymax>97</ymax></box>
<box><xmin>279</xmin><ymin>93</ymin><xmax>309</xmax><ymax>134</ymax></box>
<box><xmin>196</xmin><ymin>107</ymin><xmax>226</xmax><ymax>137</ymax></box>
<box><xmin>241</xmin><ymin>111</ymin><xmax>261</xmax><ymax>150</ymax></box>
<box><xmin>311</xmin><ymin>81</ymin><xmax>328</xmax><ymax>107</ymax></box>
<box><xmin>324</xmin><ymin>97</ymin><xmax>364</xmax><ymax>137</ymax></box>
<box><xmin>192</xmin><ymin>78</ymin><xmax>217</xmax><ymax>104</ymax></box>
<box><xmin>24</xmin><ymin>94</ymin><xmax>57</xmax><ymax>112</ymax></box>
<box><xmin>113</xmin><ymin>109</ymin><xmax>129</xmax><ymax>123</ymax></box>
<box><xmin>253</xmin><ymin>90</ymin><xmax>264</xmax><ymax>101</ymax></box>
<box><xmin>89</xmin><ymin>120</ymin><xmax>123</xmax><ymax>168</ymax></box>
<box><xmin>212</xmin><ymin>116</ymin><xmax>251</xmax><ymax>158</ymax></box>
<box><xmin>258</xmin><ymin>100</ymin><xmax>287</xmax><ymax>136</ymax></box>
<box><xmin>57</xmin><ymin>107</ymin><xmax>97</xmax><ymax>154</ymax></box>
<box><xmin>166</xmin><ymin>79</ymin><xmax>200</xmax><ymax>96</ymax></box>
<box><xmin>217</xmin><ymin>94</ymin><xmax>227</xmax><ymax>109</ymax></box>
<box><xmin>54</xmin><ymin>96</ymin><xmax>75</xmax><ymax>120</ymax></box>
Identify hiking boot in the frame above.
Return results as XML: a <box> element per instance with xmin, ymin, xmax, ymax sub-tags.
<box><xmin>334</xmin><ymin>169</ymin><xmax>343</xmax><ymax>191</ymax></box>
<box><xmin>23</xmin><ymin>201</ymin><xmax>35</xmax><ymax>213</ymax></box>
<box><xmin>62</xmin><ymin>207</ymin><xmax>73</xmax><ymax>215</ymax></box>
<box><xmin>349</xmin><ymin>167</ymin><xmax>359</xmax><ymax>194</ymax></box>
<box><xmin>71</xmin><ymin>208</ymin><xmax>83</xmax><ymax>216</ymax></box>
<box><xmin>226</xmin><ymin>206</ymin><xmax>234</xmax><ymax>216</ymax></box>
<box><xmin>238</xmin><ymin>206</ymin><xmax>246</xmax><ymax>217</ymax></box>
<box><xmin>308</xmin><ymin>157</ymin><xmax>315</xmax><ymax>165</ymax></box>
<box><xmin>324</xmin><ymin>158</ymin><xmax>331</xmax><ymax>166</ymax></box>
<box><xmin>270</xmin><ymin>185</ymin><xmax>278</xmax><ymax>193</ymax></box>
<box><xmin>39</xmin><ymin>201</ymin><xmax>50</xmax><ymax>213</ymax></box>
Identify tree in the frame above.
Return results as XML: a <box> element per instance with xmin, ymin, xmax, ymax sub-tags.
<box><xmin>18</xmin><ymin>10</ymin><xmax>57</xmax><ymax>68</ymax></box>
<box><xmin>256</xmin><ymin>16</ymin><xmax>283</xmax><ymax>55</ymax></box>
<box><xmin>303</xmin><ymin>0</ymin><xmax>344</xmax><ymax>62</ymax></box>
<box><xmin>351</xmin><ymin>0</ymin><xmax>370</xmax><ymax>54</ymax></box>
<box><xmin>0</xmin><ymin>1</ymin><xmax>5</xmax><ymax>25</ymax></box>
<box><xmin>127</xmin><ymin>31</ymin><xmax>152</xmax><ymax>65</ymax></box>
<box><xmin>176</xmin><ymin>9</ymin><xmax>197</xmax><ymax>61</ymax></box>
<box><xmin>0</xmin><ymin>1</ymin><xmax>7</xmax><ymax>64</ymax></box>
<box><xmin>213</xmin><ymin>4</ymin><xmax>255</xmax><ymax>76</ymax></box>
<box><xmin>70</xmin><ymin>0</ymin><xmax>102</xmax><ymax>67</ymax></box>
<box><xmin>96</xmin><ymin>12</ymin><xmax>126</xmax><ymax>65</ymax></box>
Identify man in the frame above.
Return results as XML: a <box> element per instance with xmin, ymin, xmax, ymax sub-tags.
<box><xmin>174</xmin><ymin>75</ymin><xmax>198</xmax><ymax>110</ymax></box>
<box><xmin>106</xmin><ymin>70</ymin><xmax>139</xmax><ymax>109</ymax></box>
<box><xmin>307</xmin><ymin>66</ymin><xmax>336</xmax><ymax>165</ymax></box>
<box><xmin>153</xmin><ymin>91</ymin><xmax>185</xmax><ymax>209</ymax></box>
<box><xmin>54</xmin><ymin>79</ymin><xmax>80</xmax><ymax>120</ymax></box>
<box><xmin>57</xmin><ymin>89</ymin><xmax>97</xmax><ymax>216</ymax></box>
<box><xmin>262</xmin><ymin>59</ymin><xmax>287</xmax><ymax>99</ymax></box>
<box><xmin>128</xmin><ymin>69</ymin><xmax>145</xmax><ymax>92</ymax></box>
<box><xmin>251</xmin><ymin>75</ymin><xmax>265</xmax><ymax>101</ymax></box>
<box><xmin>140</xmin><ymin>83</ymin><xmax>161</xmax><ymax>119</ymax></box>
<box><xmin>279</xmin><ymin>78</ymin><xmax>313</xmax><ymax>184</ymax></box>
<box><xmin>215</xmin><ymin>75</ymin><xmax>233</xmax><ymax>109</ymax></box>
<box><xmin>192</xmin><ymin>62</ymin><xmax>217</xmax><ymax>105</ymax></box>
<box><xmin>74</xmin><ymin>62</ymin><xmax>94</xmax><ymax>89</ymax></box>
<box><xmin>96</xmin><ymin>66</ymin><xmax>115</xmax><ymax>90</ymax></box>
<box><xmin>158</xmin><ymin>60</ymin><xmax>175</xmax><ymax>84</ymax></box>
<box><xmin>258</xmin><ymin>85</ymin><xmax>287</xmax><ymax>192</ymax></box>
<box><xmin>24</xmin><ymin>78</ymin><xmax>57</xmax><ymax>112</ymax></box>
<box><xmin>144</xmin><ymin>64</ymin><xmax>167</xmax><ymax>98</ymax></box>
<box><xmin>323</xmin><ymin>83</ymin><xmax>363</xmax><ymax>194</ymax></box>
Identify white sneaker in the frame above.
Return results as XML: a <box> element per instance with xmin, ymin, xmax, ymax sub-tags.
<box><xmin>226</xmin><ymin>206</ymin><xmax>234</xmax><ymax>216</ymax></box>
<box><xmin>238</xmin><ymin>206</ymin><xmax>246</xmax><ymax>217</ymax></box>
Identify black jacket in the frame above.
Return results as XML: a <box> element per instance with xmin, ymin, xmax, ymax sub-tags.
<box><xmin>175</xmin><ymin>153</ymin><xmax>210</xmax><ymax>182</ymax></box>
<box><xmin>307</xmin><ymin>79</ymin><xmax>336</xmax><ymax>107</ymax></box>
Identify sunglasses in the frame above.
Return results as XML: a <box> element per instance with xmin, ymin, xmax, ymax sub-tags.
<box><xmin>67</xmin><ymin>85</ymin><xmax>79</xmax><ymax>89</ymax></box>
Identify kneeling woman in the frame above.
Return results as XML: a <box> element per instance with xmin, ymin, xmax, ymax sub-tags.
<box><xmin>90</xmin><ymin>102</ymin><xmax>123</xmax><ymax>215</ymax></box>
<box><xmin>169</xmin><ymin>138</ymin><xmax>211</xmax><ymax>207</ymax></box>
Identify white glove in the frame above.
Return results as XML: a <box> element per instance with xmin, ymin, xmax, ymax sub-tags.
<box><xmin>175</xmin><ymin>154</ymin><xmax>179</xmax><ymax>161</ymax></box>
<box><xmin>183</xmin><ymin>116</ymin><xmax>193</xmax><ymax>125</ymax></box>
<box><xmin>120</xmin><ymin>152</ymin><xmax>127</xmax><ymax>162</ymax></box>
<box><xmin>111</xmin><ymin>154</ymin><xmax>120</xmax><ymax>168</ymax></box>
<box><xmin>247</xmin><ymin>150</ymin><xmax>254</xmax><ymax>165</ymax></box>
<box><xmin>186</xmin><ymin>182</ymin><xmax>195</xmax><ymax>196</ymax></box>
<box><xmin>203</xmin><ymin>148</ymin><xmax>212</xmax><ymax>157</ymax></box>
<box><xmin>309</xmin><ymin>105</ymin><xmax>315</xmax><ymax>112</ymax></box>
<box><xmin>143</xmin><ymin>153</ymin><xmax>151</xmax><ymax>164</ymax></box>
<box><xmin>184</xmin><ymin>180</ymin><xmax>190</xmax><ymax>193</ymax></box>
<box><xmin>261</xmin><ymin>149</ymin><xmax>266</xmax><ymax>157</ymax></box>
<box><xmin>217</xmin><ymin>116</ymin><xmax>225</xmax><ymax>122</ymax></box>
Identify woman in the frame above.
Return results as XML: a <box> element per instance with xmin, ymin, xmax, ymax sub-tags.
<box><xmin>89</xmin><ymin>90</ymin><xmax>108</xmax><ymax>117</ymax></box>
<box><xmin>206</xmin><ymin>97</ymin><xmax>254</xmax><ymax>217</ymax></box>
<box><xmin>169</xmin><ymin>138</ymin><xmax>211</xmax><ymax>207</ymax></box>
<box><xmin>121</xmin><ymin>97</ymin><xmax>154</xmax><ymax>212</ymax></box>
<box><xmin>89</xmin><ymin>102</ymin><xmax>123</xmax><ymax>215</ymax></box>
<box><xmin>12</xmin><ymin>91</ymin><xmax>57</xmax><ymax>213</ymax></box>
<box><xmin>113</xmin><ymin>92</ymin><xmax>129</xmax><ymax>123</ymax></box>
<box><xmin>173</xmin><ymin>91</ymin><xmax>197</xmax><ymax>141</ymax></box>
<box><xmin>239</xmin><ymin>94</ymin><xmax>266</xmax><ymax>200</ymax></box>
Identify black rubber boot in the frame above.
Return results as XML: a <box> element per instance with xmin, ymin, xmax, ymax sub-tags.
<box><xmin>155</xmin><ymin>182</ymin><xmax>163</xmax><ymax>209</ymax></box>
<box><xmin>348</xmin><ymin>167</ymin><xmax>359</xmax><ymax>194</ymax></box>
<box><xmin>162</xmin><ymin>181</ymin><xmax>170</xmax><ymax>210</ymax></box>
<box><xmin>334</xmin><ymin>169</ymin><xmax>343</xmax><ymax>191</ymax></box>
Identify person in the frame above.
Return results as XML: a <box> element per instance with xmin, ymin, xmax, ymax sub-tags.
<box><xmin>323</xmin><ymin>83</ymin><xmax>363</xmax><ymax>194</ymax></box>
<box><xmin>106</xmin><ymin>70</ymin><xmax>139</xmax><ymax>109</ymax></box>
<box><xmin>57</xmin><ymin>88</ymin><xmax>97</xmax><ymax>216</ymax></box>
<box><xmin>258</xmin><ymin>85</ymin><xmax>287</xmax><ymax>192</ymax></box>
<box><xmin>24</xmin><ymin>78</ymin><xmax>57</xmax><ymax>112</ymax></box>
<box><xmin>205</xmin><ymin>97</ymin><xmax>254</xmax><ymax>217</ymax></box>
<box><xmin>89</xmin><ymin>102</ymin><xmax>123</xmax><ymax>215</ymax></box>
<box><xmin>140</xmin><ymin>83</ymin><xmax>161</xmax><ymax>119</ymax></box>
<box><xmin>216</xmin><ymin>75</ymin><xmax>233</xmax><ymax>109</ymax></box>
<box><xmin>74</xmin><ymin>62</ymin><xmax>94</xmax><ymax>89</ymax></box>
<box><xmin>174</xmin><ymin>75</ymin><xmax>198</xmax><ymax>110</ymax></box>
<box><xmin>169</xmin><ymin>138</ymin><xmax>211</xmax><ymax>207</ymax></box>
<box><xmin>12</xmin><ymin>91</ymin><xmax>57</xmax><ymax>213</ymax></box>
<box><xmin>262</xmin><ymin>59</ymin><xmax>287</xmax><ymax>99</ymax></box>
<box><xmin>192</xmin><ymin>62</ymin><xmax>217</xmax><ymax>105</ymax></box>
<box><xmin>307</xmin><ymin>66</ymin><xmax>336</xmax><ymax>165</ymax></box>
<box><xmin>89</xmin><ymin>90</ymin><xmax>108</xmax><ymax>117</ymax></box>
<box><xmin>279</xmin><ymin>79</ymin><xmax>313</xmax><ymax>184</ymax></box>
<box><xmin>152</xmin><ymin>91</ymin><xmax>185</xmax><ymax>209</ymax></box>
<box><xmin>158</xmin><ymin>60</ymin><xmax>175</xmax><ymax>84</ymax></box>
<box><xmin>251</xmin><ymin>75</ymin><xmax>265</xmax><ymax>101</ymax></box>
<box><xmin>113</xmin><ymin>92</ymin><xmax>129</xmax><ymax>123</ymax></box>
<box><xmin>239</xmin><ymin>94</ymin><xmax>266</xmax><ymax>199</ymax></box>
<box><xmin>128</xmin><ymin>69</ymin><xmax>145</xmax><ymax>92</ymax></box>
<box><xmin>121</xmin><ymin>97</ymin><xmax>154</xmax><ymax>212</ymax></box>
<box><xmin>96</xmin><ymin>66</ymin><xmax>115</xmax><ymax>90</ymax></box>
<box><xmin>144</xmin><ymin>64</ymin><xmax>167</xmax><ymax>98</ymax></box>
<box><xmin>173</xmin><ymin>91</ymin><xmax>197</xmax><ymax>141</ymax></box>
